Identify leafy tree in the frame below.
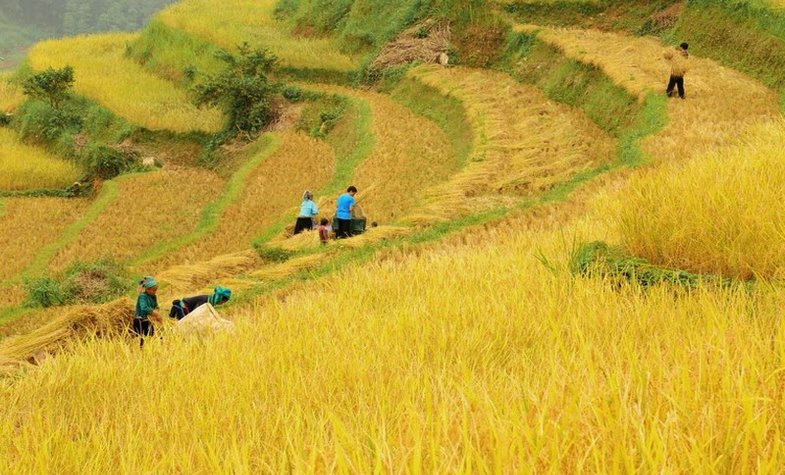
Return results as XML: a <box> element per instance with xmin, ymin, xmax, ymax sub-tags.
<box><xmin>22</xmin><ymin>66</ymin><xmax>75</xmax><ymax>110</ymax></box>
<box><xmin>194</xmin><ymin>43</ymin><xmax>281</xmax><ymax>136</ymax></box>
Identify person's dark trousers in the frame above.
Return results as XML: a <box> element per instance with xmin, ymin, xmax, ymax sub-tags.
<box><xmin>337</xmin><ymin>218</ymin><xmax>352</xmax><ymax>239</ymax></box>
<box><xmin>294</xmin><ymin>217</ymin><xmax>314</xmax><ymax>235</ymax></box>
<box><xmin>666</xmin><ymin>75</ymin><xmax>685</xmax><ymax>99</ymax></box>
<box><xmin>132</xmin><ymin>318</ymin><xmax>154</xmax><ymax>348</ymax></box>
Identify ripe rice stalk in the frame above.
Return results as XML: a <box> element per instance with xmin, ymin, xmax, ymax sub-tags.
<box><xmin>156</xmin><ymin>250</ymin><xmax>260</xmax><ymax>294</ymax></box>
<box><xmin>0</xmin><ymin>129</ymin><xmax>82</xmax><ymax>191</ymax></box>
<box><xmin>3</xmin><ymin>213</ymin><xmax>785</xmax><ymax>471</ymax></box>
<box><xmin>0</xmin><ymin>298</ymin><xmax>134</xmax><ymax>375</ymax></box>
<box><xmin>27</xmin><ymin>33</ymin><xmax>224</xmax><ymax>133</ymax></box>
<box><xmin>157</xmin><ymin>0</ymin><xmax>356</xmax><ymax>72</ymax></box>
<box><xmin>615</xmin><ymin>119</ymin><xmax>785</xmax><ymax>280</ymax></box>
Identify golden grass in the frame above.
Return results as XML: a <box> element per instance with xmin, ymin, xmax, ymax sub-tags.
<box><xmin>0</xmin><ymin>128</ymin><xmax>82</xmax><ymax>191</ymax></box>
<box><xmin>516</xmin><ymin>25</ymin><xmax>782</xmax><ymax>161</ymax></box>
<box><xmin>158</xmin><ymin>0</ymin><xmax>356</xmax><ymax>72</ymax></box>
<box><xmin>0</xmin><ymin>73</ymin><xmax>23</xmax><ymax>114</ymax></box>
<box><xmin>404</xmin><ymin>65</ymin><xmax>615</xmax><ymax>224</ymax></box>
<box><xmin>49</xmin><ymin>169</ymin><xmax>224</xmax><ymax>271</ymax></box>
<box><xmin>615</xmin><ymin>119</ymin><xmax>785</xmax><ymax>280</ymax></box>
<box><xmin>0</xmin><ymin>197</ymin><xmax>88</xmax><ymax>283</ymax></box>
<box><xmin>153</xmin><ymin>132</ymin><xmax>335</xmax><ymax>269</ymax></box>
<box><xmin>27</xmin><ymin>33</ymin><xmax>224</xmax><ymax>133</ymax></box>
<box><xmin>3</xmin><ymin>208</ymin><xmax>785</xmax><ymax>471</ymax></box>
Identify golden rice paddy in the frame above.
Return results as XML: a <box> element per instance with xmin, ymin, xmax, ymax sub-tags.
<box><xmin>27</xmin><ymin>33</ymin><xmax>224</xmax><ymax>133</ymax></box>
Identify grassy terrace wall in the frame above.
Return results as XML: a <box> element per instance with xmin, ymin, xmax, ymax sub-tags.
<box><xmin>497</xmin><ymin>30</ymin><xmax>666</xmax><ymax>166</ymax></box>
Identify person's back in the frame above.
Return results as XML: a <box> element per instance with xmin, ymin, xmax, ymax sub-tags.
<box><xmin>667</xmin><ymin>48</ymin><xmax>689</xmax><ymax>77</ymax></box>
<box><xmin>335</xmin><ymin>186</ymin><xmax>357</xmax><ymax>238</ymax></box>
<box><xmin>294</xmin><ymin>190</ymin><xmax>319</xmax><ymax>235</ymax></box>
<box><xmin>336</xmin><ymin>193</ymin><xmax>354</xmax><ymax>220</ymax></box>
<box><xmin>169</xmin><ymin>287</ymin><xmax>232</xmax><ymax>320</ymax></box>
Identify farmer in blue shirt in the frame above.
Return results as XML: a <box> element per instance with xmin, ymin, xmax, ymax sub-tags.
<box><xmin>294</xmin><ymin>190</ymin><xmax>319</xmax><ymax>235</ymax></box>
<box><xmin>336</xmin><ymin>186</ymin><xmax>357</xmax><ymax>239</ymax></box>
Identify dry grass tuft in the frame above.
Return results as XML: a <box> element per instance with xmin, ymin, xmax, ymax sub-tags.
<box><xmin>0</xmin><ymin>298</ymin><xmax>134</xmax><ymax>375</ymax></box>
<box><xmin>371</xmin><ymin>20</ymin><xmax>451</xmax><ymax>71</ymax></box>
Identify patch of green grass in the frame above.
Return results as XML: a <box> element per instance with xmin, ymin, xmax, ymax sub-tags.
<box><xmin>127</xmin><ymin>20</ymin><xmax>224</xmax><ymax>85</ymax></box>
<box><xmin>24</xmin><ymin>258</ymin><xmax>129</xmax><ymax>308</ymax></box>
<box><xmin>136</xmin><ymin>134</ymin><xmax>281</xmax><ymax>265</ymax></box>
<box><xmin>296</xmin><ymin>92</ymin><xmax>349</xmax><ymax>139</ymax></box>
<box><xmin>570</xmin><ymin>240</ymin><xmax>738</xmax><ymax>290</ymax></box>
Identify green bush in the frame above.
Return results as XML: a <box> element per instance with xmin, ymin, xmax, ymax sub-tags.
<box><xmin>22</xmin><ymin>66</ymin><xmax>75</xmax><ymax>110</ymax></box>
<box><xmin>193</xmin><ymin>43</ymin><xmax>282</xmax><ymax>136</ymax></box>
<box><xmin>84</xmin><ymin>143</ymin><xmax>139</xmax><ymax>179</ymax></box>
<box><xmin>24</xmin><ymin>259</ymin><xmax>129</xmax><ymax>308</ymax></box>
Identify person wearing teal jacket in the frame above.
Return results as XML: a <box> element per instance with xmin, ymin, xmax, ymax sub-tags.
<box><xmin>134</xmin><ymin>276</ymin><xmax>159</xmax><ymax>348</ymax></box>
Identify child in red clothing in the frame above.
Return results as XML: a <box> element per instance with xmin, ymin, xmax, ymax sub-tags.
<box><xmin>318</xmin><ymin>218</ymin><xmax>330</xmax><ymax>244</ymax></box>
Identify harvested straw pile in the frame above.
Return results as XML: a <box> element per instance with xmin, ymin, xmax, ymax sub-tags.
<box><xmin>0</xmin><ymin>298</ymin><xmax>135</xmax><ymax>375</ymax></box>
<box><xmin>156</xmin><ymin>250</ymin><xmax>260</xmax><ymax>293</ymax></box>
<box><xmin>370</xmin><ymin>20</ymin><xmax>451</xmax><ymax>72</ymax></box>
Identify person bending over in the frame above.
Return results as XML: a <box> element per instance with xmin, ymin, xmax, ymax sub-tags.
<box><xmin>169</xmin><ymin>286</ymin><xmax>232</xmax><ymax>320</ymax></box>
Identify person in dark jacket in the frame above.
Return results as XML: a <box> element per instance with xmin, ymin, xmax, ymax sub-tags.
<box><xmin>169</xmin><ymin>286</ymin><xmax>232</xmax><ymax>320</ymax></box>
<box><xmin>134</xmin><ymin>276</ymin><xmax>159</xmax><ymax>348</ymax></box>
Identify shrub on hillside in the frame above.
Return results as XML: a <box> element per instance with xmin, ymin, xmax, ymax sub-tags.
<box><xmin>22</xmin><ymin>66</ymin><xmax>75</xmax><ymax>110</ymax></box>
<box><xmin>24</xmin><ymin>259</ymin><xmax>129</xmax><ymax>308</ymax></box>
<box><xmin>615</xmin><ymin>120</ymin><xmax>785</xmax><ymax>280</ymax></box>
<box><xmin>193</xmin><ymin>43</ymin><xmax>282</xmax><ymax>137</ymax></box>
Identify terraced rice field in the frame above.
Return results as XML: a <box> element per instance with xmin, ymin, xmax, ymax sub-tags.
<box><xmin>0</xmin><ymin>129</ymin><xmax>82</xmax><ymax>191</ymax></box>
<box><xmin>157</xmin><ymin>0</ymin><xmax>356</xmax><ymax>72</ymax></box>
<box><xmin>314</xmin><ymin>85</ymin><xmax>460</xmax><ymax>223</ymax></box>
<box><xmin>0</xmin><ymin>197</ymin><xmax>88</xmax><ymax>283</ymax></box>
<box><xmin>405</xmin><ymin>65</ymin><xmax>616</xmax><ymax>223</ymax></box>
<box><xmin>48</xmin><ymin>169</ymin><xmax>224</xmax><ymax>272</ymax></box>
<box><xmin>151</xmin><ymin>132</ymin><xmax>335</xmax><ymax>268</ymax></box>
<box><xmin>27</xmin><ymin>33</ymin><xmax>224</xmax><ymax>133</ymax></box>
<box><xmin>516</xmin><ymin>25</ymin><xmax>781</xmax><ymax>161</ymax></box>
